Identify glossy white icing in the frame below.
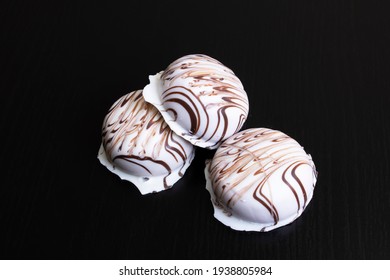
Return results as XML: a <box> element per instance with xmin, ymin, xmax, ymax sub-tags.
<box><xmin>98</xmin><ymin>90</ymin><xmax>195</xmax><ymax>194</ymax></box>
<box><xmin>205</xmin><ymin>128</ymin><xmax>317</xmax><ymax>231</ymax></box>
<box><xmin>143</xmin><ymin>54</ymin><xmax>249</xmax><ymax>149</ymax></box>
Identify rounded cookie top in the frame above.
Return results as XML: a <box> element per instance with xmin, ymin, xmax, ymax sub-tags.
<box><xmin>143</xmin><ymin>54</ymin><xmax>249</xmax><ymax>149</ymax></box>
<box><xmin>205</xmin><ymin>128</ymin><xmax>317</xmax><ymax>231</ymax></box>
<box><xmin>99</xmin><ymin>90</ymin><xmax>195</xmax><ymax>194</ymax></box>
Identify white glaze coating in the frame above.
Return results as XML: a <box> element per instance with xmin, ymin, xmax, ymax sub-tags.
<box><xmin>205</xmin><ymin>128</ymin><xmax>317</xmax><ymax>231</ymax></box>
<box><xmin>143</xmin><ymin>54</ymin><xmax>249</xmax><ymax>149</ymax></box>
<box><xmin>97</xmin><ymin>90</ymin><xmax>195</xmax><ymax>195</ymax></box>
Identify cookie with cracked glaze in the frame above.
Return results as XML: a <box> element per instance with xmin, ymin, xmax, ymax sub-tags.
<box><xmin>205</xmin><ymin>128</ymin><xmax>317</xmax><ymax>231</ymax></box>
<box><xmin>143</xmin><ymin>54</ymin><xmax>249</xmax><ymax>149</ymax></box>
<box><xmin>98</xmin><ymin>90</ymin><xmax>195</xmax><ymax>195</ymax></box>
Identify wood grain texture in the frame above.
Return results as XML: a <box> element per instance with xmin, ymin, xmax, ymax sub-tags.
<box><xmin>1</xmin><ymin>0</ymin><xmax>389</xmax><ymax>259</ymax></box>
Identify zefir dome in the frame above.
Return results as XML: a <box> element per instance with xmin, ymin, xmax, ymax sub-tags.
<box><xmin>97</xmin><ymin>90</ymin><xmax>195</xmax><ymax>195</ymax></box>
<box><xmin>205</xmin><ymin>128</ymin><xmax>318</xmax><ymax>232</ymax></box>
<box><xmin>143</xmin><ymin>54</ymin><xmax>249</xmax><ymax>149</ymax></box>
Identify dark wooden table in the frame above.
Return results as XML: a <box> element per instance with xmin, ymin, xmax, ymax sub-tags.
<box><xmin>1</xmin><ymin>0</ymin><xmax>389</xmax><ymax>259</ymax></box>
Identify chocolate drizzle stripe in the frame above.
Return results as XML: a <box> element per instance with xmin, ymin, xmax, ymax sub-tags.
<box><xmin>291</xmin><ymin>162</ymin><xmax>308</xmax><ymax>208</ymax></box>
<box><xmin>282</xmin><ymin>162</ymin><xmax>302</xmax><ymax>211</ymax></box>
<box><xmin>112</xmin><ymin>156</ymin><xmax>153</xmax><ymax>175</ymax></box>
<box><xmin>162</xmin><ymin>85</ymin><xmax>210</xmax><ymax>139</ymax></box>
<box><xmin>113</xmin><ymin>154</ymin><xmax>171</xmax><ymax>172</ymax></box>
<box><xmin>163</xmin><ymin>96</ymin><xmax>200</xmax><ymax>135</ymax></box>
<box><xmin>253</xmin><ymin>175</ymin><xmax>280</xmax><ymax>225</ymax></box>
<box><xmin>167</xmin><ymin>133</ymin><xmax>186</xmax><ymax>161</ymax></box>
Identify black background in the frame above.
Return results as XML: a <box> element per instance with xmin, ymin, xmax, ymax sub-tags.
<box><xmin>1</xmin><ymin>0</ymin><xmax>390</xmax><ymax>259</ymax></box>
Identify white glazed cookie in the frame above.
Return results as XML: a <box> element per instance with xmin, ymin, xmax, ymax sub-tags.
<box><xmin>98</xmin><ymin>90</ymin><xmax>195</xmax><ymax>195</ymax></box>
<box><xmin>143</xmin><ymin>54</ymin><xmax>249</xmax><ymax>149</ymax></box>
<box><xmin>205</xmin><ymin>128</ymin><xmax>317</xmax><ymax>231</ymax></box>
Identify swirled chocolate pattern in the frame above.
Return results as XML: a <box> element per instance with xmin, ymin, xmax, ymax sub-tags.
<box><xmin>143</xmin><ymin>54</ymin><xmax>249</xmax><ymax>149</ymax></box>
<box><xmin>205</xmin><ymin>128</ymin><xmax>317</xmax><ymax>232</ymax></box>
<box><xmin>97</xmin><ymin>90</ymin><xmax>195</xmax><ymax>195</ymax></box>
